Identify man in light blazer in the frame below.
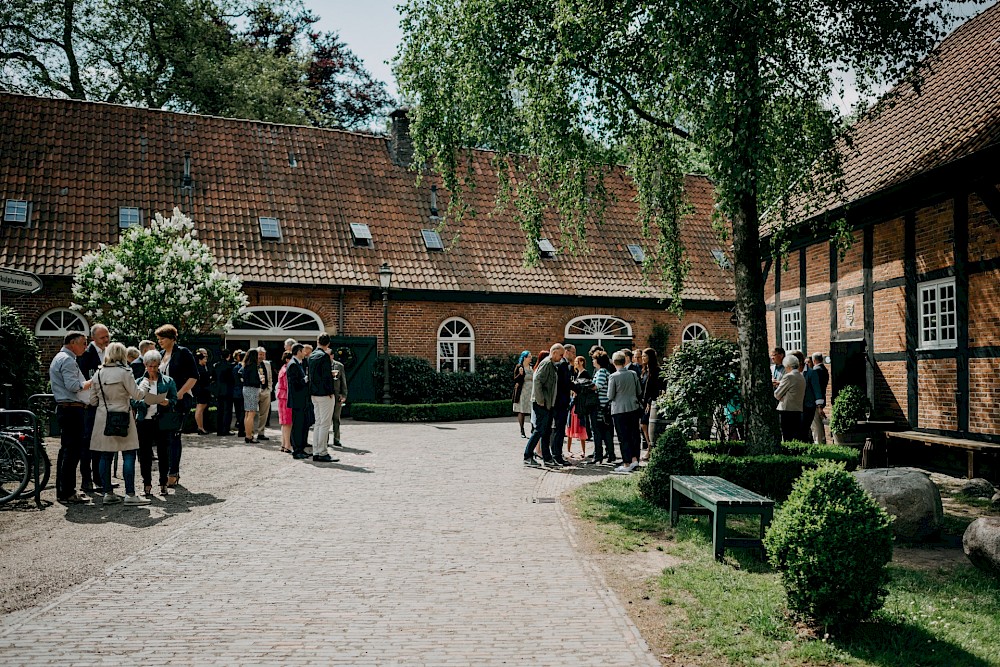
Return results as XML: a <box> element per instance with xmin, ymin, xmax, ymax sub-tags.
<box><xmin>774</xmin><ymin>354</ymin><xmax>806</xmax><ymax>441</ymax></box>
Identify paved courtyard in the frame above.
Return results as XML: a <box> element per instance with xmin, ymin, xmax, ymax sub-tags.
<box><xmin>0</xmin><ymin>420</ymin><xmax>657</xmax><ymax>666</ymax></box>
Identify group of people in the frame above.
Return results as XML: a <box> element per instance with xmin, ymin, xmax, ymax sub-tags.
<box><xmin>513</xmin><ymin>344</ymin><xmax>661</xmax><ymax>474</ymax></box>
<box><xmin>49</xmin><ymin>325</ymin><xmax>352</xmax><ymax>506</ymax></box>
<box><xmin>49</xmin><ymin>323</ymin><xmax>199</xmax><ymax>505</ymax></box>
<box><xmin>772</xmin><ymin>347</ymin><xmax>830</xmax><ymax>442</ymax></box>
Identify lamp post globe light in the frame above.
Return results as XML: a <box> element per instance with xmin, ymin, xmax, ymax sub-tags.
<box><xmin>379</xmin><ymin>263</ymin><xmax>393</xmax><ymax>404</ymax></box>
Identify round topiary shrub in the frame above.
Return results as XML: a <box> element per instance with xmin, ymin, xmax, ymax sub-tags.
<box><xmin>638</xmin><ymin>425</ymin><xmax>695</xmax><ymax>509</ymax></box>
<box><xmin>764</xmin><ymin>462</ymin><xmax>894</xmax><ymax>628</ymax></box>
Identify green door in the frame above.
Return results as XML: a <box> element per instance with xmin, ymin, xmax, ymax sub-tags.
<box><xmin>329</xmin><ymin>336</ymin><xmax>378</xmax><ymax>414</ymax></box>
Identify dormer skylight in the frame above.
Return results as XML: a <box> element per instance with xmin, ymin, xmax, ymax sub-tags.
<box><xmin>351</xmin><ymin>223</ymin><xmax>373</xmax><ymax>247</ymax></box>
<box><xmin>422</xmin><ymin>229</ymin><xmax>444</xmax><ymax>251</ymax></box>
<box><xmin>119</xmin><ymin>207</ymin><xmax>141</xmax><ymax>229</ymax></box>
<box><xmin>537</xmin><ymin>238</ymin><xmax>556</xmax><ymax>258</ymax></box>
<box><xmin>627</xmin><ymin>244</ymin><xmax>645</xmax><ymax>264</ymax></box>
<box><xmin>259</xmin><ymin>216</ymin><xmax>282</xmax><ymax>240</ymax></box>
<box><xmin>4</xmin><ymin>199</ymin><xmax>30</xmax><ymax>226</ymax></box>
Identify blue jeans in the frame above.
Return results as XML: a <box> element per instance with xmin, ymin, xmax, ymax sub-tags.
<box><xmin>100</xmin><ymin>450</ymin><xmax>136</xmax><ymax>495</ymax></box>
<box><xmin>524</xmin><ymin>404</ymin><xmax>553</xmax><ymax>461</ymax></box>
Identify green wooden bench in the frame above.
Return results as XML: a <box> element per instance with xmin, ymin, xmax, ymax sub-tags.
<box><xmin>669</xmin><ymin>475</ymin><xmax>775</xmax><ymax>561</ymax></box>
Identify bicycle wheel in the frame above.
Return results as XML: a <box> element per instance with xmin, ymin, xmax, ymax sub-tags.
<box><xmin>0</xmin><ymin>434</ymin><xmax>30</xmax><ymax>504</ymax></box>
<box><xmin>16</xmin><ymin>437</ymin><xmax>51</xmax><ymax>499</ymax></box>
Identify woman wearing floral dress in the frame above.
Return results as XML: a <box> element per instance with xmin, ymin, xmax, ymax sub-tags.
<box><xmin>512</xmin><ymin>350</ymin><xmax>533</xmax><ymax>438</ymax></box>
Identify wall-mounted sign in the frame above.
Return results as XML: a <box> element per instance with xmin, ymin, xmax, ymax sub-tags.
<box><xmin>0</xmin><ymin>267</ymin><xmax>43</xmax><ymax>294</ymax></box>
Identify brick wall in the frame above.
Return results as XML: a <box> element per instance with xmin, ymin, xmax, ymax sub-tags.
<box><xmin>838</xmin><ymin>229</ymin><xmax>864</xmax><ymax>290</ymax></box>
<box><xmin>873</xmin><ymin>216</ymin><xmax>905</xmax><ymax>282</ymax></box>
<box><xmin>872</xmin><ymin>286</ymin><xmax>906</xmax><ymax>352</ymax></box>
<box><xmin>917</xmin><ymin>358</ymin><xmax>958</xmax><ymax>431</ymax></box>
<box><xmin>968</xmin><ymin>270</ymin><xmax>1000</xmax><ymax>348</ymax></box>
<box><xmin>777</xmin><ymin>251</ymin><xmax>800</xmax><ymax>304</ymax></box>
<box><xmin>915</xmin><ymin>200</ymin><xmax>954</xmax><ymax>274</ymax></box>
<box><xmin>969</xmin><ymin>358</ymin><xmax>1000</xmax><ymax>436</ymax></box>
<box><xmin>969</xmin><ymin>188</ymin><xmax>1000</xmax><ymax>263</ymax></box>
<box><xmin>875</xmin><ymin>360</ymin><xmax>907</xmax><ymax>421</ymax></box>
<box><xmin>805</xmin><ymin>244</ymin><xmax>829</xmax><ymax>297</ymax></box>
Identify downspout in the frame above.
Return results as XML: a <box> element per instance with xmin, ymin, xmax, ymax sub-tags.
<box><xmin>338</xmin><ymin>287</ymin><xmax>346</xmax><ymax>335</ymax></box>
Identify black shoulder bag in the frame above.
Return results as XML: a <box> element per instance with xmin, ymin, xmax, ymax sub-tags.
<box><xmin>98</xmin><ymin>370</ymin><xmax>131</xmax><ymax>437</ymax></box>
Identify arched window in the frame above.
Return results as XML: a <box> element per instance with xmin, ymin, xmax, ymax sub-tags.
<box><xmin>564</xmin><ymin>315</ymin><xmax>632</xmax><ymax>345</ymax></box>
<box><xmin>438</xmin><ymin>317</ymin><xmax>475</xmax><ymax>372</ymax></box>
<box><xmin>682</xmin><ymin>323</ymin><xmax>709</xmax><ymax>344</ymax></box>
<box><xmin>228</xmin><ymin>307</ymin><xmax>324</xmax><ymax>338</ymax></box>
<box><xmin>35</xmin><ymin>308</ymin><xmax>89</xmax><ymax>337</ymax></box>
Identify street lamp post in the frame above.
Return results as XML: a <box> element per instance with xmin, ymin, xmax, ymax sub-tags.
<box><xmin>379</xmin><ymin>263</ymin><xmax>393</xmax><ymax>404</ymax></box>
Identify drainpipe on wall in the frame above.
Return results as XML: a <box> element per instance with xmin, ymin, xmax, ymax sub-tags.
<box><xmin>338</xmin><ymin>287</ymin><xmax>345</xmax><ymax>335</ymax></box>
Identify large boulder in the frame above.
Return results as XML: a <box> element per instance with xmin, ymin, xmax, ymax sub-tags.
<box><xmin>963</xmin><ymin>518</ymin><xmax>1000</xmax><ymax>575</ymax></box>
<box><xmin>992</xmin><ymin>492</ymin><xmax>1000</xmax><ymax>510</ymax></box>
<box><xmin>957</xmin><ymin>478</ymin><xmax>996</xmax><ymax>498</ymax></box>
<box><xmin>853</xmin><ymin>469</ymin><xmax>943</xmax><ymax>541</ymax></box>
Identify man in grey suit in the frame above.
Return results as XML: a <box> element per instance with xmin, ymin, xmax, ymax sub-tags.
<box><xmin>522</xmin><ymin>343</ymin><xmax>566</xmax><ymax>466</ymax></box>
<box><xmin>774</xmin><ymin>354</ymin><xmax>806</xmax><ymax>441</ymax></box>
<box><xmin>254</xmin><ymin>346</ymin><xmax>273</xmax><ymax>440</ymax></box>
<box><xmin>327</xmin><ymin>348</ymin><xmax>349</xmax><ymax>447</ymax></box>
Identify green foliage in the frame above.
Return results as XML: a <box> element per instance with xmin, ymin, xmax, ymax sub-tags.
<box><xmin>646</xmin><ymin>322</ymin><xmax>671</xmax><ymax>360</ymax></box>
<box><xmin>351</xmin><ymin>400</ymin><xmax>509</xmax><ymax>422</ymax></box>
<box><xmin>638</xmin><ymin>425</ymin><xmax>695</xmax><ymax>509</ymax></box>
<box><xmin>373</xmin><ymin>354</ymin><xmax>518</xmax><ymax>405</ymax></box>
<box><xmin>830</xmin><ymin>384</ymin><xmax>871</xmax><ymax>434</ymax></box>
<box><xmin>688</xmin><ymin>439</ymin><xmax>859</xmax><ymax>500</ymax></box>
<box><xmin>71</xmin><ymin>208</ymin><xmax>247</xmax><ymax>340</ymax></box>
<box><xmin>0</xmin><ymin>307</ymin><xmax>45</xmax><ymax>409</ymax></box>
<box><xmin>765</xmin><ymin>463</ymin><xmax>894</xmax><ymax>628</ymax></box>
<box><xmin>0</xmin><ymin>0</ymin><xmax>392</xmax><ymax>129</ymax></box>
<box><xmin>656</xmin><ymin>336</ymin><xmax>739</xmax><ymax>434</ymax></box>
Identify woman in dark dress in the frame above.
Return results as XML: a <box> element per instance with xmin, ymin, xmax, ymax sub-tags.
<box><xmin>640</xmin><ymin>347</ymin><xmax>663</xmax><ymax>458</ymax></box>
<box><xmin>193</xmin><ymin>348</ymin><xmax>212</xmax><ymax>435</ymax></box>
<box><xmin>232</xmin><ymin>350</ymin><xmax>245</xmax><ymax>437</ymax></box>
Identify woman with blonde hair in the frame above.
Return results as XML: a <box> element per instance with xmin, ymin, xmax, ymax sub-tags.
<box><xmin>88</xmin><ymin>342</ymin><xmax>151</xmax><ymax>505</ymax></box>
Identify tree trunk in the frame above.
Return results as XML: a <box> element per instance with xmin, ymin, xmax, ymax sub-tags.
<box><xmin>731</xmin><ymin>17</ymin><xmax>781</xmax><ymax>455</ymax></box>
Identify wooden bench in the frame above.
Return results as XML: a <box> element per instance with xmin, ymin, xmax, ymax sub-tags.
<box><xmin>669</xmin><ymin>475</ymin><xmax>775</xmax><ymax>561</ymax></box>
<box><xmin>887</xmin><ymin>431</ymin><xmax>1000</xmax><ymax>479</ymax></box>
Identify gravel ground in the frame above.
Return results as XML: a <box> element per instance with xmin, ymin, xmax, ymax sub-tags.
<box><xmin>0</xmin><ymin>427</ymin><xmax>295</xmax><ymax>616</ymax></box>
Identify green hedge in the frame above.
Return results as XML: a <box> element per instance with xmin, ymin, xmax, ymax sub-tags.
<box><xmin>373</xmin><ymin>354</ymin><xmax>518</xmax><ymax>405</ymax></box>
<box><xmin>688</xmin><ymin>439</ymin><xmax>860</xmax><ymax>500</ymax></box>
<box><xmin>351</xmin><ymin>400</ymin><xmax>510</xmax><ymax>422</ymax></box>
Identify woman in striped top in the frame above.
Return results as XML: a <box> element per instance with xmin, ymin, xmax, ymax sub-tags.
<box><xmin>587</xmin><ymin>351</ymin><xmax>617</xmax><ymax>465</ymax></box>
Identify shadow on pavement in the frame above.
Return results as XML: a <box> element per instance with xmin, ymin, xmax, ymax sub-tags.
<box><xmin>301</xmin><ymin>461</ymin><xmax>374</xmax><ymax>474</ymax></box>
<box><xmin>61</xmin><ymin>489</ymin><xmax>224</xmax><ymax>528</ymax></box>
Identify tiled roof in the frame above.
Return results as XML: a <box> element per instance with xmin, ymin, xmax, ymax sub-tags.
<box><xmin>0</xmin><ymin>93</ymin><xmax>734</xmax><ymax>303</ymax></box>
<box><xmin>776</xmin><ymin>2</ymin><xmax>1000</xmax><ymax>230</ymax></box>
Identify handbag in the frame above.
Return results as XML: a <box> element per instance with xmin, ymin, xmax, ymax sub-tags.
<box><xmin>157</xmin><ymin>408</ymin><xmax>184</xmax><ymax>432</ymax></box>
<box><xmin>97</xmin><ymin>370</ymin><xmax>131</xmax><ymax>438</ymax></box>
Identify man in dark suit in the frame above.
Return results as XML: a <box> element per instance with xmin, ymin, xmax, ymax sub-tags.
<box><xmin>307</xmin><ymin>335</ymin><xmax>338</xmax><ymax>462</ymax></box>
<box><xmin>286</xmin><ymin>344</ymin><xmax>310</xmax><ymax>459</ymax></box>
<box><xmin>130</xmin><ymin>340</ymin><xmax>155</xmax><ymax>380</ymax></box>
<box><xmin>77</xmin><ymin>323</ymin><xmax>110</xmax><ymax>492</ymax></box>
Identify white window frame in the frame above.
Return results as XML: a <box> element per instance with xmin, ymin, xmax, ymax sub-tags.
<box><xmin>437</xmin><ymin>317</ymin><xmax>475</xmax><ymax>373</ymax></box>
<box><xmin>258</xmin><ymin>216</ymin><xmax>282</xmax><ymax>241</ymax></box>
<box><xmin>118</xmin><ymin>207</ymin><xmax>142</xmax><ymax>229</ymax></box>
<box><xmin>228</xmin><ymin>306</ymin><xmax>324</xmax><ymax>339</ymax></box>
<box><xmin>918</xmin><ymin>277</ymin><xmax>957</xmax><ymax>350</ymax></box>
<box><xmin>781</xmin><ymin>307</ymin><xmax>802</xmax><ymax>352</ymax></box>
<box><xmin>564</xmin><ymin>315</ymin><xmax>633</xmax><ymax>346</ymax></box>
<box><xmin>35</xmin><ymin>308</ymin><xmax>90</xmax><ymax>337</ymax></box>
<box><xmin>681</xmin><ymin>323</ymin><xmax>709</xmax><ymax>344</ymax></box>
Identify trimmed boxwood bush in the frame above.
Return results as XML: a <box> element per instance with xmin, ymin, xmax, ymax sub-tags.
<box><xmin>765</xmin><ymin>462</ymin><xmax>894</xmax><ymax>628</ymax></box>
<box><xmin>638</xmin><ymin>425</ymin><xmax>695</xmax><ymax>509</ymax></box>
<box><xmin>373</xmin><ymin>354</ymin><xmax>518</xmax><ymax>405</ymax></box>
<box><xmin>351</xmin><ymin>400</ymin><xmax>510</xmax><ymax>422</ymax></box>
<box><xmin>687</xmin><ymin>439</ymin><xmax>859</xmax><ymax>500</ymax></box>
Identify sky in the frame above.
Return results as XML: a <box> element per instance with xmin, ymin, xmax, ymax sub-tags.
<box><xmin>303</xmin><ymin>0</ymin><xmax>987</xmax><ymax>113</ymax></box>
<box><xmin>303</xmin><ymin>0</ymin><xmax>404</xmax><ymax>98</ymax></box>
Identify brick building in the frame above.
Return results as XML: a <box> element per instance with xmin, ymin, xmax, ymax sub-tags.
<box><xmin>0</xmin><ymin>94</ymin><xmax>735</xmax><ymax>403</ymax></box>
<box><xmin>763</xmin><ymin>4</ymin><xmax>1000</xmax><ymax>471</ymax></box>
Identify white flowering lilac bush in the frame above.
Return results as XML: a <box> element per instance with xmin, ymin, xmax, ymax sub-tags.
<box><xmin>71</xmin><ymin>208</ymin><xmax>248</xmax><ymax>340</ymax></box>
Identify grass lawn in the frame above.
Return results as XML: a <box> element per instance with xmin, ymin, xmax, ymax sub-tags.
<box><xmin>573</xmin><ymin>475</ymin><xmax>1000</xmax><ymax>667</ymax></box>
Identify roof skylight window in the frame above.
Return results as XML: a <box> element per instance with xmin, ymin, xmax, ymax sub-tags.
<box><xmin>351</xmin><ymin>223</ymin><xmax>373</xmax><ymax>247</ymax></box>
<box><xmin>119</xmin><ymin>207</ymin><xmax>141</xmax><ymax>229</ymax></box>
<box><xmin>422</xmin><ymin>229</ymin><xmax>444</xmax><ymax>251</ymax></box>
<box><xmin>3</xmin><ymin>199</ymin><xmax>29</xmax><ymax>226</ymax></box>
<box><xmin>627</xmin><ymin>244</ymin><xmax>645</xmax><ymax>264</ymax></box>
<box><xmin>711</xmin><ymin>248</ymin><xmax>732</xmax><ymax>269</ymax></box>
<box><xmin>537</xmin><ymin>238</ymin><xmax>556</xmax><ymax>258</ymax></box>
<box><xmin>259</xmin><ymin>216</ymin><xmax>282</xmax><ymax>240</ymax></box>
